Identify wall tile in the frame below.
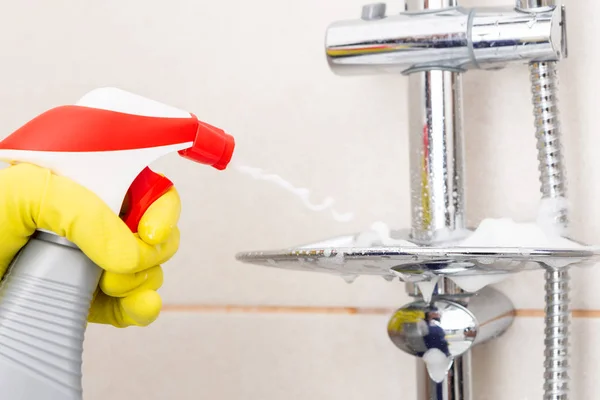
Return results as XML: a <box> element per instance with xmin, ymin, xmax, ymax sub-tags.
<box><xmin>473</xmin><ymin>317</ymin><xmax>600</xmax><ymax>400</ymax></box>
<box><xmin>83</xmin><ymin>314</ymin><xmax>600</xmax><ymax>400</ymax></box>
<box><xmin>83</xmin><ymin>313</ymin><xmax>414</xmax><ymax>400</ymax></box>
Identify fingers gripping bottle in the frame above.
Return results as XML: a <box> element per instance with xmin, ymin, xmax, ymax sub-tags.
<box><xmin>0</xmin><ymin>88</ymin><xmax>235</xmax><ymax>399</ymax></box>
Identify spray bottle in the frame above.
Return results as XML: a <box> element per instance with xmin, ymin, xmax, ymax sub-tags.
<box><xmin>0</xmin><ymin>87</ymin><xmax>235</xmax><ymax>399</ymax></box>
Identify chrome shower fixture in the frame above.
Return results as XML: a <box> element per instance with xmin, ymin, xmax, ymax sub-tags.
<box><xmin>237</xmin><ymin>1</ymin><xmax>597</xmax><ymax>399</ymax></box>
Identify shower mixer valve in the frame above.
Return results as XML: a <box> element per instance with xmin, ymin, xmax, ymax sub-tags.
<box><xmin>238</xmin><ymin>2</ymin><xmax>598</xmax><ymax>399</ymax></box>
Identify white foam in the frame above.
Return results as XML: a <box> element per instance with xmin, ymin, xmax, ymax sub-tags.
<box><xmin>352</xmin><ymin>221</ymin><xmax>416</xmax><ymax>247</ymax></box>
<box><xmin>536</xmin><ymin>197</ymin><xmax>569</xmax><ymax>237</ymax></box>
<box><xmin>236</xmin><ymin>165</ymin><xmax>354</xmax><ymax>222</ymax></box>
<box><xmin>263</xmin><ymin>187</ymin><xmax>585</xmax><ymax>291</ymax></box>
<box><xmin>460</xmin><ymin>218</ymin><xmax>582</xmax><ymax>250</ymax></box>
<box><xmin>422</xmin><ymin>348</ymin><xmax>454</xmax><ymax>383</ymax></box>
<box><xmin>353</xmin><ymin>229</ymin><xmax>384</xmax><ymax>247</ymax></box>
<box><xmin>430</xmin><ymin>226</ymin><xmax>472</xmax><ymax>245</ymax></box>
<box><xmin>416</xmin><ymin>276</ymin><xmax>440</xmax><ymax>303</ymax></box>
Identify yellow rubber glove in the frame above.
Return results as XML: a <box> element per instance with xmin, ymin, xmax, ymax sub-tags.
<box><xmin>0</xmin><ymin>163</ymin><xmax>181</xmax><ymax>328</ymax></box>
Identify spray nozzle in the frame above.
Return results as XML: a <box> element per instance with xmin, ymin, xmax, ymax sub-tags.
<box><xmin>0</xmin><ymin>87</ymin><xmax>237</xmax><ymax>230</ymax></box>
<box><xmin>178</xmin><ymin>118</ymin><xmax>235</xmax><ymax>170</ymax></box>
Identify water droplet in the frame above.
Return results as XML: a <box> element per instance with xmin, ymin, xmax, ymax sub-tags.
<box><xmin>341</xmin><ymin>274</ymin><xmax>358</xmax><ymax>284</ymax></box>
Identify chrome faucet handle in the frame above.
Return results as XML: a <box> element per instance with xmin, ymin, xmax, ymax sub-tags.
<box><xmin>388</xmin><ymin>300</ymin><xmax>477</xmax><ymax>360</ymax></box>
<box><xmin>387</xmin><ymin>287</ymin><xmax>515</xmax><ymax>381</ymax></box>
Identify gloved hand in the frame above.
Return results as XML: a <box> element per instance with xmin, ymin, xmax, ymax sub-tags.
<box><xmin>0</xmin><ymin>163</ymin><xmax>180</xmax><ymax>328</ymax></box>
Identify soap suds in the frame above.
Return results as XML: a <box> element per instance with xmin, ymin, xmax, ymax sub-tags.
<box><xmin>260</xmin><ymin>184</ymin><xmax>587</xmax><ymax>292</ymax></box>
<box><xmin>422</xmin><ymin>349</ymin><xmax>454</xmax><ymax>383</ymax></box>
<box><xmin>346</xmin><ymin>216</ymin><xmax>586</xmax><ymax>291</ymax></box>
<box><xmin>536</xmin><ymin>197</ymin><xmax>569</xmax><ymax>237</ymax></box>
<box><xmin>416</xmin><ymin>276</ymin><xmax>440</xmax><ymax>303</ymax></box>
<box><xmin>353</xmin><ymin>221</ymin><xmax>417</xmax><ymax>247</ymax></box>
<box><xmin>447</xmin><ymin>213</ymin><xmax>583</xmax><ymax>290</ymax></box>
<box><xmin>236</xmin><ymin>165</ymin><xmax>354</xmax><ymax>222</ymax></box>
<box><xmin>459</xmin><ymin>218</ymin><xmax>582</xmax><ymax>250</ymax></box>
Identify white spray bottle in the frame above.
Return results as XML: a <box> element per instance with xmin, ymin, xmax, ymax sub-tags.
<box><xmin>0</xmin><ymin>87</ymin><xmax>235</xmax><ymax>399</ymax></box>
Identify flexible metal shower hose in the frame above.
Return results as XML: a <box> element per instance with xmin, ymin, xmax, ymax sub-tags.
<box><xmin>529</xmin><ymin>60</ymin><xmax>570</xmax><ymax>400</ymax></box>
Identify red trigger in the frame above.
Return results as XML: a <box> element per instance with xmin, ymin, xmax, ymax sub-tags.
<box><xmin>122</xmin><ymin>167</ymin><xmax>174</xmax><ymax>233</ymax></box>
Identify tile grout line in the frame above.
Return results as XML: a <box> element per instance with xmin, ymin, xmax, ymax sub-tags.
<box><xmin>161</xmin><ymin>305</ymin><xmax>600</xmax><ymax>318</ymax></box>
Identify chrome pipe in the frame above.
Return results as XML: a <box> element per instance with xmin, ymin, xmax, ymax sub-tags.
<box><xmin>405</xmin><ymin>0</ymin><xmax>469</xmax><ymax>397</ymax></box>
<box><xmin>325</xmin><ymin>5</ymin><xmax>564</xmax><ymax>75</ymax></box>
<box><xmin>408</xmin><ymin>69</ymin><xmax>466</xmax><ymax>244</ymax></box>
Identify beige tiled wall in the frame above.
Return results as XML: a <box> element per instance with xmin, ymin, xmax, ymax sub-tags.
<box><xmin>1</xmin><ymin>0</ymin><xmax>600</xmax><ymax>399</ymax></box>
